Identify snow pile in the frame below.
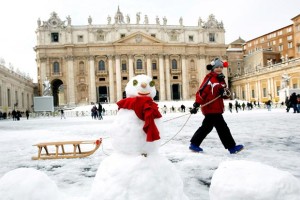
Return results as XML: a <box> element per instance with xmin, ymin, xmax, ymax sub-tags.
<box><xmin>89</xmin><ymin>153</ymin><xmax>188</xmax><ymax>200</ymax></box>
<box><xmin>0</xmin><ymin>168</ymin><xmax>61</xmax><ymax>200</ymax></box>
<box><xmin>209</xmin><ymin>160</ymin><xmax>300</xmax><ymax>200</ymax></box>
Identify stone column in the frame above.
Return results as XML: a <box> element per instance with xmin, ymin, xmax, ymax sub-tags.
<box><xmin>267</xmin><ymin>78</ymin><xmax>271</xmax><ymax>99</ymax></box>
<box><xmin>181</xmin><ymin>55</ymin><xmax>188</xmax><ymax>100</ymax></box>
<box><xmin>89</xmin><ymin>56</ymin><xmax>97</xmax><ymax>103</ymax></box>
<box><xmin>146</xmin><ymin>55</ymin><xmax>152</xmax><ymax>77</ymax></box>
<box><xmin>198</xmin><ymin>55</ymin><xmax>207</xmax><ymax>84</ymax></box>
<box><xmin>159</xmin><ymin>55</ymin><xmax>166</xmax><ymax>100</ymax></box>
<box><xmin>128</xmin><ymin>55</ymin><xmax>134</xmax><ymax>80</ymax></box>
<box><xmin>108</xmin><ymin>55</ymin><xmax>114</xmax><ymax>103</ymax></box>
<box><xmin>246</xmin><ymin>83</ymin><xmax>250</xmax><ymax>101</ymax></box>
<box><xmin>66</xmin><ymin>56</ymin><xmax>76</xmax><ymax>106</ymax></box>
<box><xmin>165</xmin><ymin>55</ymin><xmax>171</xmax><ymax>100</ymax></box>
<box><xmin>39</xmin><ymin>57</ymin><xmax>47</xmax><ymax>95</ymax></box>
<box><xmin>270</xmin><ymin>77</ymin><xmax>275</xmax><ymax>100</ymax></box>
<box><xmin>257</xmin><ymin>80</ymin><xmax>262</xmax><ymax>102</ymax></box>
<box><xmin>115</xmin><ymin>55</ymin><xmax>122</xmax><ymax>101</ymax></box>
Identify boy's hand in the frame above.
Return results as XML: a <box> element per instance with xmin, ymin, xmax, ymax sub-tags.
<box><xmin>190</xmin><ymin>102</ymin><xmax>200</xmax><ymax>114</ymax></box>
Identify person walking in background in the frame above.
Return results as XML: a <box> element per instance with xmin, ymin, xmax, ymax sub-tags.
<box><xmin>228</xmin><ymin>102</ymin><xmax>233</xmax><ymax>113</ymax></box>
<box><xmin>25</xmin><ymin>110</ymin><xmax>29</xmax><ymax>120</ymax></box>
<box><xmin>235</xmin><ymin>100</ymin><xmax>239</xmax><ymax>113</ymax></box>
<box><xmin>98</xmin><ymin>103</ymin><xmax>103</xmax><ymax>120</ymax></box>
<box><xmin>60</xmin><ymin>109</ymin><xmax>66</xmax><ymax>119</ymax></box>
<box><xmin>181</xmin><ymin>104</ymin><xmax>186</xmax><ymax>112</ymax></box>
<box><xmin>189</xmin><ymin>58</ymin><xmax>244</xmax><ymax>154</ymax></box>
<box><xmin>289</xmin><ymin>93</ymin><xmax>299</xmax><ymax>113</ymax></box>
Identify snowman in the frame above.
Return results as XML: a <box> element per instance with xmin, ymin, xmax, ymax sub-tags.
<box><xmin>89</xmin><ymin>74</ymin><xmax>189</xmax><ymax>200</ymax></box>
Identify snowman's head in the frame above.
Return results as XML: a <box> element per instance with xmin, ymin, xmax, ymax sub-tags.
<box><xmin>125</xmin><ymin>75</ymin><xmax>156</xmax><ymax>98</ymax></box>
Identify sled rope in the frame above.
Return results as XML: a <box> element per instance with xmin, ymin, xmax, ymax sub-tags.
<box><xmin>161</xmin><ymin>114</ymin><xmax>192</xmax><ymax>146</ymax></box>
<box><xmin>161</xmin><ymin>95</ymin><xmax>222</xmax><ymax>146</ymax></box>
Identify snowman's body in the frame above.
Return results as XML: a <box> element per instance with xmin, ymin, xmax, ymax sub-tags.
<box><xmin>89</xmin><ymin>75</ymin><xmax>189</xmax><ymax>200</ymax></box>
<box><xmin>111</xmin><ymin>109</ymin><xmax>162</xmax><ymax>155</ymax></box>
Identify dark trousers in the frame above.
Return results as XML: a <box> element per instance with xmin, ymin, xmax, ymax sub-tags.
<box><xmin>190</xmin><ymin>114</ymin><xmax>236</xmax><ymax>149</ymax></box>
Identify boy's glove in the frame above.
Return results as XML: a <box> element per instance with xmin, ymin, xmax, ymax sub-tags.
<box><xmin>190</xmin><ymin>102</ymin><xmax>200</xmax><ymax>114</ymax></box>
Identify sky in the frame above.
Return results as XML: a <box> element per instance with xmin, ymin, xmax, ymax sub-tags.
<box><xmin>0</xmin><ymin>0</ymin><xmax>299</xmax><ymax>82</ymax></box>
<box><xmin>0</xmin><ymin>102</ymin><xmax>300</xmax><ymax>199</ymax></box>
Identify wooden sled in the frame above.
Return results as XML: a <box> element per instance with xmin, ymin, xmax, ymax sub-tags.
<box><xmin>32</xmin><ymin>138</ymin><xmax>102</xmax><ymax>160</ymax></box>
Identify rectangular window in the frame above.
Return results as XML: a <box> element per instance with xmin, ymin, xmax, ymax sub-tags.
<box><xmin>15</xmin><ymin>91</ymin><xmax>18</xmax><ymax>105</ymax></box>
<box><xmin>120</xmin><ymin>34</ymin><xmax>125</xmax><ymax>38</ymax></box>
<box><xmin>279</xmin><ymin>38</ymin><xmax>282</xmax><ymax>43</ymax></box>
<box><xmin>288</xmin><ymin>42</ymin><xmax>293</xmax><ymax>49</ymax></box>
<box><xmin>122</xmin><ymin>63</ymin><xmax>127</xmax><ymax>71</ymax></box>
<box><xmin>189</xmin><ymin>35</ymin><xmax>194</xmax><ymax>42</ymax></box>
<box><xmin>263</xmin><ymin>88</ymin><xmax>267</xmax><ymax>97</ymax></box>
<box><xmin>173</xmin><ymin>76</ymin><xmax>178</xmax><ymax>79</ymax></box>
<box><xmin>122</xmin><ymin>77</ymin><xmax>128</xmax><ymax>81</ymax></box>
<box><xmin>7</xmin><ymin>89</ymin><xmax>11</xmax><ymax>107</ymax></box>
<box><xmin>152</xmin><ymin>62</ymin><xmax>157</xmax><ymax>70</ymax></box>
<box><xmin>99</xmin><ymin>78</ymin><xmax>105</xmax><ymax>81</ymax></box>
<box><xmin>151</xmin><ymin>34</ymin><xmax>156</xmax><ymax>37</ymax></box>
<box><xmin>260</xmin><ymin>38</ymin><xmax>265</xmax><ymax>43</ymax></box>
<box><xmin>287</xmin><ymin>35</ymin><xmax>292</xmax><ymax>40</ymax></box>
<box><xmin>287</xmin><ymin>27</ymin><xmax>292</xmax><ymax>33</ymax></box>
<box><xmin>272</xmin><ymin>41</ymin><xmax>276</xmax><ymax>45</ymax></box>
<box><xmin>297</xmin><ymin>45</ymin><xmax>300</xmax><ymax>53</ymax></box>
<box><xmin>251</xmin><ymin>90</ymin><xmax>255</xmax><ymax>98</ymax></box>
<box><xmin>277</xmin><ymin>86</ymin><xmax>280</xmax><ymax>96</ymax></box>
<box><xmin>51</xmin><ymin>33</ymin><xmax>59</xmax><ymax>42</ymax></box>
<box><xmin>209</xmin><ymin>33</ymin><xmax>215</xmax><ymax>42</ymax></box>
<box><xmin>293</xmin><ymin>84</ymin><xmax>297</xmax><ymax>89</ymax></box>
<box><xmin>153</xmin><ymin>76</ymin><xmax>158</xmax><ymax>80</ymax></box>
<box><xmin>297</xmin><ymin>25</ymin><xmax>300</xmax><ymax>31</ymax></box>
<box><xmin>278</xmin><ymin>45</ymin><xmax>283</xmax><ymax>51</ymax></box>
<box><xmin>77</xmin><ymin>35</ymin><xmax>84</xmax><ymax>42</ymax></box>
<box><xmin>278</xmin><ymin>30</ymin><xmax>283</xmax><ymax>35</ymax></box>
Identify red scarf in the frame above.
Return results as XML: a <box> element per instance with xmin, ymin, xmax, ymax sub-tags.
<box><xmin>117</xmin><ymin>96</ymin><xmax>162</xmax><ymax>142</ymax></box>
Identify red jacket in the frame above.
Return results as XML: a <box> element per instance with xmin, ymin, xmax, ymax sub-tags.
<box><xmin>195</xmin><ymin>72</ymin><xmax>228</xmax><ymax>115</ymax></box>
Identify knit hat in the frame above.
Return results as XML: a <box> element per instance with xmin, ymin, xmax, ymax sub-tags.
<box><xmin>206</xmin><ymin>58</ymin><xmax>228</xmax><ymax>71</ymax></box>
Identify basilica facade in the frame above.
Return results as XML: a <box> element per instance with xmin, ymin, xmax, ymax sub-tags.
<box><xmin>35</xmin><ymin>8</ymin><xmax>227</xmax><ymax>106</ymax></box>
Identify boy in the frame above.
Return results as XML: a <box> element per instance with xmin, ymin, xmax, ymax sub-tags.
<box><xmin>189</xmin><ymin>58</ymin><xmax>243</xmax><ymax>154</ymax></box>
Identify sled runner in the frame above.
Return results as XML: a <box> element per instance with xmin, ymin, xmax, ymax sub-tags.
<box><xmin>32</xmin><ymin>138</ymin><xmax>102</xmax><ymax>160</ymax></box>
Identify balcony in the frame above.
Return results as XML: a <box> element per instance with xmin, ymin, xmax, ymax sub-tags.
<box><xmin>135</xmin><ymin>69</ymin><xmax>146</xmax><ymax>74</ymax></box>
<box><xmin>170</xmin><ymin>69</ymin><xmax>181</xmax><ymax>74</ymax></box>
<box><xmin>51</xmin><ymin>72</ymin><xmax>63</xmax><ymax>77</ymax></box>
<box><xmin>96</xmin><ymin>70</ymin><xmax>108</xmax><ymax>76</ymax></box>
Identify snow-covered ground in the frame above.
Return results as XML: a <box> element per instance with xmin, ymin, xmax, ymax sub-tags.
<box><xmin>0</xmin><ymin>102</ymin><xmax>299</xmax><ymax>200</ymax></box>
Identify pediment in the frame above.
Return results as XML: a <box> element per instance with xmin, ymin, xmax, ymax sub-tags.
<box><xmin>113</xmin><ymin>31</ymin><xmax>164</xmax><ymax>45</ymax></box>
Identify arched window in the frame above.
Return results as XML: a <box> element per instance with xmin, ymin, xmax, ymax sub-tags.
<box><xmin>79</xmin><ymin>61</ymin><xmax>85</xmax><ymax>74</ymax></box>
<box><xmin>53</xmin><ymin>62</ymin><xmax>60</xmax><ymax>73</ymax></box>
<box><xmin>152</xmin><ymin>60</ymin><xmax>157</xmax><ymax>70</ymax></box>
<box><xmin>190</xmin><ymin>60</ymin><xmax>195</xmax><ymax>71</ymax></box>
<box><xmin>172</xmin><ymin>59</ymin><xmax>177</xmax><ymax>69</ymax></box>
<box><xmin>122</xmin><ymin>60</ymin><xmax>127</xmax><ymax>71</ymax></box>
<box><xmin>98</xmin><ymin>60</ymin><xmax>105</xmax><ymax>71</ymax></box>
<box><xmin>136</xmin><ymin>59</ymin><xmax>143</xmax><ymax>69</ymax></box>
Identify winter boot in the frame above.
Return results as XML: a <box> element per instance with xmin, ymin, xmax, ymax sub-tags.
<box><xmin>228</xmin><ymin>145</ymin><xmax>244</xmax><ymax>154</ymax></box>
<box><xmin>189</xmin><ymin>144</ymin><xmax>203</xmax><ymax>152</ymax></box>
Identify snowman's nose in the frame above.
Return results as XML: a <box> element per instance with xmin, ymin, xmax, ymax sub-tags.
<box><xmin>141</xmin><ymin>82</ymin><xmax>147</xmax><ymax>88</ymax></box>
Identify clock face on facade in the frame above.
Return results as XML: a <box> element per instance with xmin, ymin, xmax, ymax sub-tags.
<box><xmin>50</xmin><ymin>19</ymin><xmax>58</xmax><ymax>27</ymax></box>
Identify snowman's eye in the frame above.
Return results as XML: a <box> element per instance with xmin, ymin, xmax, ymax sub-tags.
<box><xmin>133</xmin><ymin>79</ymin><xmax>138</xmax><ymax>86</ymax></box>
<box><xmin>149</xmin><ymin>80</ymin><xmax>155</xmax><ymax>87</ymax></box>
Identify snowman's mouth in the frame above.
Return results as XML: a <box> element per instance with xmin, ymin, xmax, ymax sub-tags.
<box><xmin>138</xmin><ymin>92</ymin><xmax>150</xmax><ymax>96</ymax></box>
